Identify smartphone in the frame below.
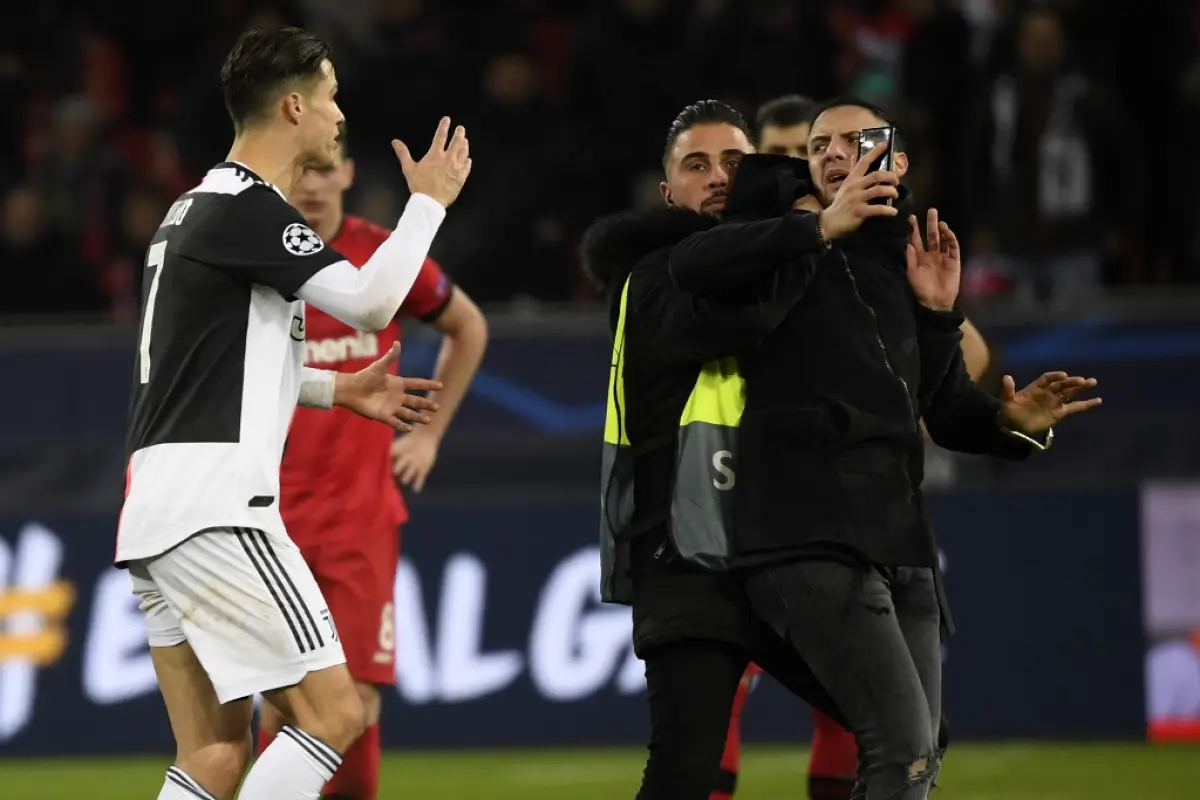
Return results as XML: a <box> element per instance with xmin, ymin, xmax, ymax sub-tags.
<box><xmin>858</xmin><ymin>126</ymin><xmax>895</xmax><ymax>205</ymax></box>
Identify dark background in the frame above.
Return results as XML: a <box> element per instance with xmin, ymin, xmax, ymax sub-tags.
<box><xmin>0</xmin><ymin>0</ymin><xmax>1197</xmax><ymax>314</ymax></box>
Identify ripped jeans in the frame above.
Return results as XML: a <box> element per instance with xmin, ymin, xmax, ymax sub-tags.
<box><xmin>744</xmin><ymin>561</ymin><xmax>943</xmax><ymax>800</ymax></box>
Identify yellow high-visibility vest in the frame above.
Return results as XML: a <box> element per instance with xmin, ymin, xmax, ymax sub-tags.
<box><xmin>599</xmin><ymin>275</ymin><xmax>745</xmax><ymax>603</ymax></box>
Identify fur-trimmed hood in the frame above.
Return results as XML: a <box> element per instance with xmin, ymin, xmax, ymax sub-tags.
<box><xmin>580</xmin><ymin>154</ymin><xmax>813</xmax><ymax>292</ymax></box>
<box><xmin>580</xmin><ymin>207</ymin><xmax>717</xmax><ymax>293</ymax></box>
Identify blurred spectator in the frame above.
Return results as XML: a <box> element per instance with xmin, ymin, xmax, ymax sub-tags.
<box><xmin>31</xmin><ymin>96</ymin><xmax>129</xmax><ymax>270</ymax></box>
<box><xmin>1038</xmin><ymin>0</ymin><xmax>1119</xmax><ymax>88</ymax></box>
<box><xmin>1147</xmin><ymin>0</ymin><xmax>1200</xmax><ymax>284</ymax></box>
<box><xmin>963</xmin><ymin>7</ymin><xmax>1142</xmax><ymax>304</ymax></box>
<box><xmin>899</xmin><ymin>0</ymin><xmax>971</xmax><ymax>223</ymax></box>
<box><xmin>173</xmin><ymin>4</ymin><xmax>300</xmax><ymax>176</ymax></box>
<box><xmin>0</xmin><ymin>184</ymin><xmax>105</xmax><ymax>318</ymax></box>
<box><xmin>105</xmin><ymin>183</ymin><xmax>169</xmax><ymax>322</ymax></box>
<box><xmin>1174</xmin><ymin>62</ymin><xmax>1200</xmax><ymax>284</ymax></box>
<box><xmin>142</xmin><ymin>131</ymin><xmax>194</xmax><ymax>199</ymax></box>
<box><xmin>345</xmin><ymin>0</ymin><xmax>462</xmax><ymax>158</ymax></box>
<box><xmin>0</xmin><ymin>23</ymin><xmax>34</xmax><ymax>184</ymax></box>
<box><xmin>567</xmin><ymin>0</ymin><xmax>695</xmax><ymax>221</ymax></box>
<box><xmin>436</xmin><ymin>50</ymin><xmax>571</xmax><ymax>304</ymax></box>
<box><xmin>827</xmin><ymin>0</ymin><xmax>912</xmax><ymax>103</ymax></box>
<box><xmin>690</xmin><ymin>0</ymin><xmax>839</xmax><ymax>111</ymax></box>
<box><xmin>754</xmin><ymin>94</ymin><xmax>817</xmax><ymax>158</ymax></box>
<box><xmin>508</xmin><ymin>0</ymin><xmax>581</xmax><ymax>102</ymax></box>
<box><xmin>0</xmin><ymin>0</ymin><xmax>1185</xmax><ymax>316</ymax></box>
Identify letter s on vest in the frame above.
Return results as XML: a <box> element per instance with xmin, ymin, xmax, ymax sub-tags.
<box><xmin>712</xmin><ymin>450</ymin><xmax>735</xmax><ymax>490</ymax></box>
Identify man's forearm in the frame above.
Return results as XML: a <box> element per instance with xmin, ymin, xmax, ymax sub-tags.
<box><xmin>648</xmin><ymin>262</ymin><xmax>813</xmax><ymax>365</ymax></box>
<box><xmin>669</xmin><ymin>213</ymin><xmax>823</xmax><ymax>295</ymax></box>
<box><xmin>913</xmin><ymin>305</ymin><xmax>966</xmax><ymax>402</ymax></box>
<box><xmin>923</xmin><ymin>362</ymin><xmax>1030</xmax><ymax>459</ymax></box>
<box><xmin>421</xmin><ymin>317</ymin><xmax>487</xmax><ymax>439</ymax></box>
<box><xmin>919</xmin><ymin>318</ymin><xmax>991</xmax><ymax>442</ymax></box>
<box><xmin>959</xmin><ymin>318</ymin><xmax>990</xmax><ymax>382</ymax></box>
<box><xmin>912</xmin><ymin>306</ymin><xmax>1023</xmax><ymax>457</ymax></box>
<box><xmin>295</xmin><ymin>194</ymin><xmax>445</xmax><ymax>331</ymax></box>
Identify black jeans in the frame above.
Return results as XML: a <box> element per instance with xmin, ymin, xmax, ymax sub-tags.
<box><xmin>744</xmin><ymin>560</ymin><xmax>943</xmax><ymax>800</ymax></box>
<box><xmin>636</xmin><ymin>637</ymin><xmax>847</xmax><ymax>800</ymax></box>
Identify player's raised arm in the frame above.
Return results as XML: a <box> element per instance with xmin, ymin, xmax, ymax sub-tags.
<box><xmin>295</xmin><ymin>117</ymin><xmax>472</xmax><ymax>331</ymax></box>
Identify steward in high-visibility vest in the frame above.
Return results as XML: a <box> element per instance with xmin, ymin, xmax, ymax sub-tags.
<box><xmin>582</xmin><ymin>104</ymin><xmax>865</xmax><ymax>800</ymax></box>
<box><xmin>601</xmin><ymin>276</ymin><xmax>745</xmax><ymax>597</ymax></box>
<box><xmin>583</xmin><ymin>155</ymin><xmax>823</xmax><ymax>605</ymax></box>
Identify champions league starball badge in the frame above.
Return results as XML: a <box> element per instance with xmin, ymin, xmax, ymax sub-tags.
<box><xmin>282</xmin><ymin>222</ymin><xmax>325</xmax><ymax>256</ymax></box>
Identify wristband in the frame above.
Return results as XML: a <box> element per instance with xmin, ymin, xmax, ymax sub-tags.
<box><xmin>1002</xmin><ymin>426</ymin><xmax>1054</xmax><ymax>451</ymax></box>
<box><xmin>298</xmin><ymin>367</ymin><xmax>336</xmax><ymax>409</ymax></box>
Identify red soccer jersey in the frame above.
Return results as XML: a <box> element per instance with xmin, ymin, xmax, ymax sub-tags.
<box><xmin>280</xmin><ymin>214</ymin><xmax>453</xmax><ymax>544</ymax></box>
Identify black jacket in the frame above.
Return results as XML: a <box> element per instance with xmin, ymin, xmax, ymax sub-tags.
<box><xmin>582</xmin><ymin>202</ymin><xmax>822</xmax><ymax>544</ymax></box>
<box><xmin>581</xmin><ymin>187</ymin><xmax>824</xmax><ymax>652</ymax></box>
<box><xmin>670</xmin><ymin>159</ymin><xmax>1032</xmax><ymax>571</ymax></box>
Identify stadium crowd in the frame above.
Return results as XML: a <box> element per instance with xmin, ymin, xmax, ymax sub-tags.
<box><xmin>0</xmin><ymin>0</ymin><xmax>1193</xmax><ymax>319</ymax></box>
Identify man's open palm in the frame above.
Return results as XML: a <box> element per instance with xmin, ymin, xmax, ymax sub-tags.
<box><xmin>999</xmin><ymin>371</ymin><xmax>1102</xmax><ymax>435</ymax></box>
<box><xmin>906</xmin><ymin>208</ymin><xmax>961</xmax><ymax>311</ymax></box>
<box><xmin>337</xmin><ymin>343</ymin><xmax>444</xmax><ymax>432</ymax></box>
<box><xmin>393</xmin><ymin>116</ymin><xmax>472</xmax><ymax>208</ymax></box>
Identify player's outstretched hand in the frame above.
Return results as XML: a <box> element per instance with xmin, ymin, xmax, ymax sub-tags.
<box><xmin>392</xmin><ymin>117</ymin><xmax>472</xmax><ymax>209</ymax></box>
<box><xmin>334</xmin><ymin>343</ymin><xmax>444</xmax><ymax>432</ymax></box>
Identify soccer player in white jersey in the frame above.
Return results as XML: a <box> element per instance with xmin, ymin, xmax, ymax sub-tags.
<box><xmin>117</xmin><ymin>26</ymin><xmax>472</xmax><ymax>800</ymax></box>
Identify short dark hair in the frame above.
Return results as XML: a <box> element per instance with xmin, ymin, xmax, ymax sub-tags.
<box><xmin>220</xmin><ymin>27</ymin><xmax>332</xmax><ymax>132</ymax></box>
<box><xmin>754</xmin><ymin>94</ymin><xmax>816</xmax><ymax>140</ymax></box>
<box><xmin>808</xmin><ymin>95</ymin><xmax>906</xmax><ymax>150</ymax></box>
<box><xmin>662</xmin><ymin>100</ymin><xmax>751</xmax><ymax>168</ymax></box>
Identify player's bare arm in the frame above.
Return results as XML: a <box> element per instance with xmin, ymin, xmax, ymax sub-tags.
<box><xmin>298</xmin><ymin>342</ymin><xmax>443</xmax><ymax>432</ymax></box>
<box><xmin>295</xmin><ymin>117</ymin><xmax>473</xmax><ymax>331</ymax></box>
<box><xmin>391</xmin><ymin>287</ymin><xmax>488</xmax><ymax>491</ymax></box>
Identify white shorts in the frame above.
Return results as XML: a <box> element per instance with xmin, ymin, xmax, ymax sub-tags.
<box><xmin>129</xmin><ymin>526</ymin><xmax>346</xmax><ymax>704</ymax></box>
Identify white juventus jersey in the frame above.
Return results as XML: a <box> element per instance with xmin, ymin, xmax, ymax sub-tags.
<box><xmin>117</xmin><ymin>163</ymin><xmax>347</xmax><ymax>565</ymax></box>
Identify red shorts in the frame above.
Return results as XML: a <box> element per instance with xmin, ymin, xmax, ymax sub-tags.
<box><xmin>296</xmin><ymin>523</ymin><xmax>401</xmax><ymax>686</ymax></box>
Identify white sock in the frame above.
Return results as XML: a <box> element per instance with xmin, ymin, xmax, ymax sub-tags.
<box><xmin>237</xmin><ymin>724</ymin><xmax>342</xmax><ymax>799</ymax></box>
<box><xmin>158</xmin><ymin>766</ymin><xmax>219</xmax><ymax>799</ymax></box>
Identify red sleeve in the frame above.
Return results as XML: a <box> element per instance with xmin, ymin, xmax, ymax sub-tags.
<box><xmin>401</xmin><ymin>257</ymin><xmax>454</xmax><ymax>322</ymax></box>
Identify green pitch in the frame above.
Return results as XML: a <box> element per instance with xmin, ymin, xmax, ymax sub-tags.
<box><xmin>4</xmin><ymin>743</ymin><xmax>1198</xmax><ymax>799</ymax></box>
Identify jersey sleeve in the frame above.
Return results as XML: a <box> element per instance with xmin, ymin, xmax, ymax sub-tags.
<box><xmin>179</xmin><ymin>185</ymin><xmax>347</xmax><ymax>300</ymax></box>
<box><xmin>400</xmin><ymin>257</ymin><xmax>454</xmax><ymax>322</ymax></box>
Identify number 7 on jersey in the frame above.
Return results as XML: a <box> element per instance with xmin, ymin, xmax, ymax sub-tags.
<box><xmin>140</xmin><ymin>241</ymin><xmax>168</xmax><ymax>384</ymax></box>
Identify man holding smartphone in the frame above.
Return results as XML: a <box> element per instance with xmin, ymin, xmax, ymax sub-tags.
<box><xmin>715</xmin><ymin>97</ymin><xmax>997</xmax><ymax>800</ymax></box>
<box><xmin>670</xmin><ymin>97</ymin><xmax>1102</xmax><ymax>799</ymax></box>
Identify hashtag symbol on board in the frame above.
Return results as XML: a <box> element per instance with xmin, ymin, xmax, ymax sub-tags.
<box><xmin>0</xmin><ymin>581</ymin><xmax>75</xmax><ymax>665</ymax></box>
